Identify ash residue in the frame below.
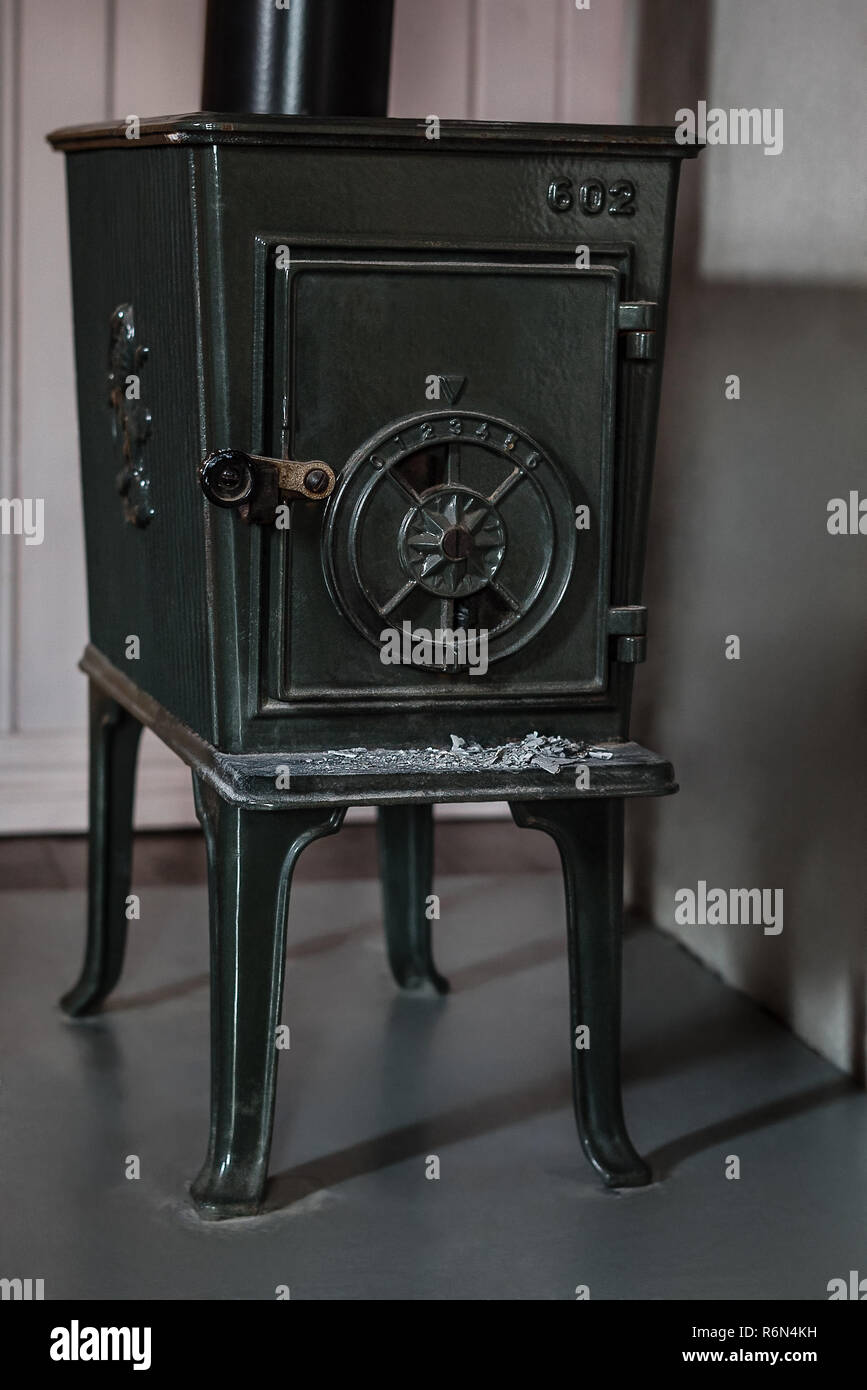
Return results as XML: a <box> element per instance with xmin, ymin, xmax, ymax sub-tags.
<box><xmin>297</xmin><ymin>732</ymin><xmax>613</xmax><ymax>777</ymax></box>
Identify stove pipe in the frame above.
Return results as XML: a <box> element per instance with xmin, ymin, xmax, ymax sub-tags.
<box><xmin>202</xmin><ymin>0</ymin><xmax>395</xmax><ymax>117</ymax></box>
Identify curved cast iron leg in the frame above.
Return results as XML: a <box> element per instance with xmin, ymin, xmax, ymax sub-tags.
<box><xmin>61</xmin><ymin>681</ymin><xmax>143</xmax><ymax>1017</ymax></box>
<box><xmin>377</xmin><ymin>803</ymin><xmax>449</xmax><ymax>995</ymax></box>
<box><xmin>510</xmin><ymin>797</ymin><xmax>651</xmax><ymax>1188</ymax></box>
<box><xmin>191</xmin><ymin>777</ymin><xmax>345</xmax><ymax>1218</ymax></box>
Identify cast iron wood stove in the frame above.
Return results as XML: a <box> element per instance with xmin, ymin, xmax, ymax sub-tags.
<box><xmin>50</xmin><ymin>0</ymin><xmax>698</xmax><ymax>1218</ymax></box>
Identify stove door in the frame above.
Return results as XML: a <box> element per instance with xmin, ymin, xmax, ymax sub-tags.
<box><xmin>261</xmin><ymin>252</ymin><xmax>620</xmax><ymax>707</ymax></box>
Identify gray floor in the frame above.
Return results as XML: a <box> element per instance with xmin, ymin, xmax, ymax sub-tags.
<box><xmin>0</xmin><ymin>873</ymin><xmax>864</xmax><ymax>1300</ymax></box>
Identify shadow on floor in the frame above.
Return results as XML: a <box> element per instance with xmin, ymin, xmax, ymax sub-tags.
<box><xmin>265</xmin><ymin>1073</ymin><xmax>853</xmax><ymax>1214</ymax></box>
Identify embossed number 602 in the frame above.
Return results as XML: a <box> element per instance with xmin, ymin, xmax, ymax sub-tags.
<box><xmin>547</xmin><ymin>177</ymin><xmax>637</xmax><ymax>216</ymax></box>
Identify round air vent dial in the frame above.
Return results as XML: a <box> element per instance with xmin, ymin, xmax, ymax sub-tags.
<box><xmin>323</xmin><ymin>411</ymin><xmax>577</xmax><ymax>668</ymax></box>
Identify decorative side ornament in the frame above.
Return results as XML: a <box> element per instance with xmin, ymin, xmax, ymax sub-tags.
<box><xmin>107</xmin><ymin>303</ymin><xmax>154</xmax><ymax>527</ymax></box>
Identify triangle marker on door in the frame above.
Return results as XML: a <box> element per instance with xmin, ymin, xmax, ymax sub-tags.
<box><xmin>439</xmin><ymin>375</ymin><xmax>467</xmax><ymax>405</ymax></box>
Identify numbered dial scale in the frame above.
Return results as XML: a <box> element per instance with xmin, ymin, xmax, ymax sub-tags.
<box><xmin>324</xmin><ymin>411</ymin><xmax>576</xmax><ymax>667</ymax></box>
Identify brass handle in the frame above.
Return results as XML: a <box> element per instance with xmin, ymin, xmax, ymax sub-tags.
<box><xmin>199</xmin><ymin>449</ymin><xmax>336</xmax><ymax>523</ymax></box>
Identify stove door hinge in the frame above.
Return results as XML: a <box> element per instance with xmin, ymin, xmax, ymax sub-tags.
<box><xmin>608</xmin><ymin>605</ymin><xmax>647</xmax><ymax>662</ymax></box>
<box><xmin>617</xmin><ymin>302</ymin><xmax>658</xmax><ymax>361</ymax></box>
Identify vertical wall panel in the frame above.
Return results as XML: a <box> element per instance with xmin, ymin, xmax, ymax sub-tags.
<box><xmin>630</xmin><ymin>1</ymin><xmax>867</xmax><ymax>1079</ymax></box>
<box><xmin>16</xmin><ymin>0</ymin><xmax>109</xmax><ymax>732</ymax></box>
<box><xmin>111</xmin><ymin>0</ymin><xmax>206</xmax><ymax>119</ymax></box>
<box><xmin>557</xmin><ymin>0</ymin><xmax>633</xmax><ymax>125</ymax></box>
<box><xmin>0</xmin><ymin>0</ymin><xmax>21</xmax><ymax>734</ymax></box>
<box><xmin>701</xmin><ymin>0</ymin><xmax>867</xmax><ymax>282</ymax></box>
<box><xmin>474</xmin><ymin>0</ymin><xmax>559</xmax><ymax>122</ymax></box>
<box><xmin>390</xmin><ymin>0</ymin><xmax>475</xmax><ymax>118</ymax></box>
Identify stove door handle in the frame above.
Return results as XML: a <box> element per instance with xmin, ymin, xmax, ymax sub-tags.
<box><xmin>199</xmin><ymin>449</ymin><xmax>335</xmax><ymax>523</ymax></box>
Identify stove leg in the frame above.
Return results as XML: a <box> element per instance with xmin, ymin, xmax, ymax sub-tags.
<box><xmin>190</xmin><ymin>778</ymin><xmax>345</xmax><ymax>1218</ymax></box>
<box><xmin>377</xmin><ymin>803</ymin><xmax>449</xmax><ymax>995</ymax></box>
<box><xmin>509</xmin><ymin>798</ymin><xmax>651</xmax><ymax>1188</ymax></box>
<box><xmin>61</xmin><ymin>682</ymin><xmax>142</xmax><ymax>1017</ymax></box>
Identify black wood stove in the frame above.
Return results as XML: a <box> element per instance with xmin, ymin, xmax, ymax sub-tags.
<box><xmin>50</xmin><ymin>0</ymin><xmax>698</xmax><ymax>1218</ymax></box>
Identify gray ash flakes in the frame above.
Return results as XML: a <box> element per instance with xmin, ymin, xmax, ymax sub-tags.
<box><xmin>295</xmin><ymin>732</ymin><xmax>613</xmax><ymax>777</ymax></box>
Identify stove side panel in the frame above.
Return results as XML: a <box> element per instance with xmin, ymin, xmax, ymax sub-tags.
<box><xmin>63</xmin><ymin>146</ymin><xmax>213</xmax><ymax>740</ymax></box>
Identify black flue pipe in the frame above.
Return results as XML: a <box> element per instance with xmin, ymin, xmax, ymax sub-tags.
<box><xmin>202</xmin><ymin>0</ymin><xmax>395</xmax><ymax>117</ymax></box>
